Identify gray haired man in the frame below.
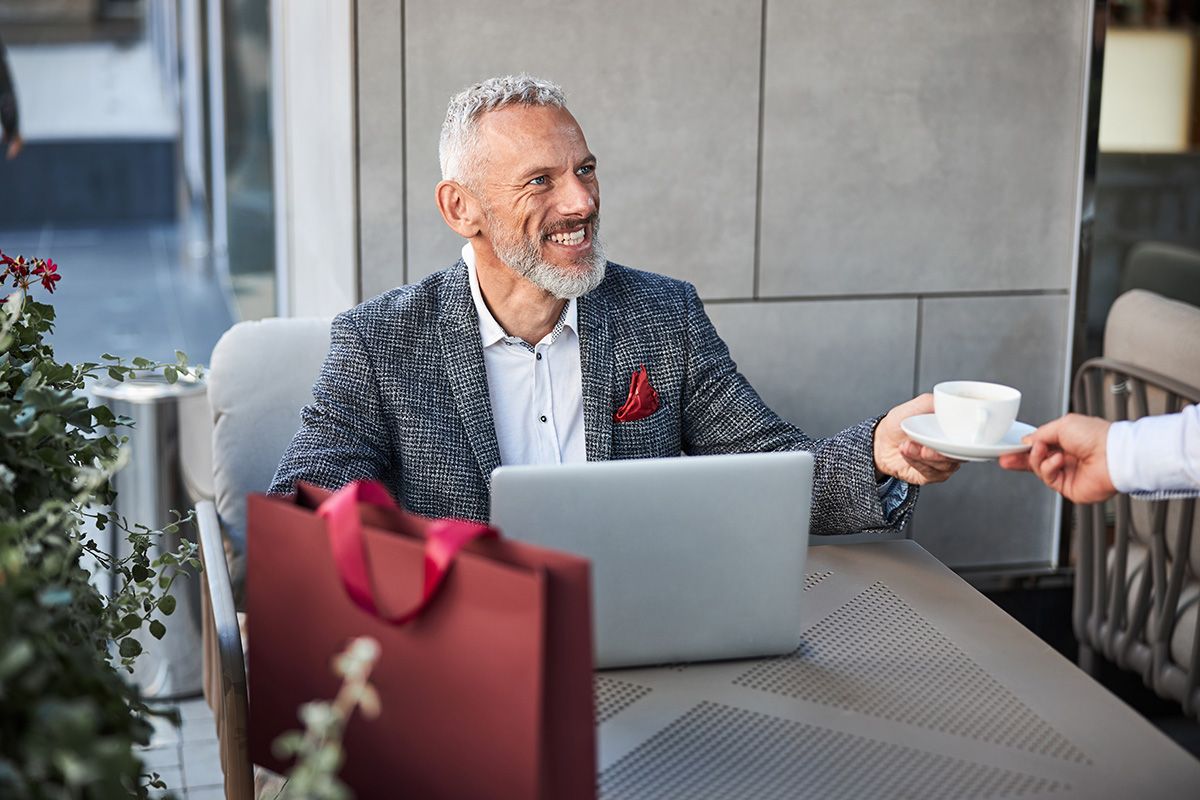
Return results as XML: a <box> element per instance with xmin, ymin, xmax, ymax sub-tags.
<box><xmin>271</xmin><ymin>74</ymin><xmax>960</xmax><ymax>533</ymax></box>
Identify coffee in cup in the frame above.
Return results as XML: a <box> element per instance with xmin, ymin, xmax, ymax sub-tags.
<box><xmin>933</xmin><ymin>381</ymin><xmax>1021</xmax><ymax>445</ymax></box>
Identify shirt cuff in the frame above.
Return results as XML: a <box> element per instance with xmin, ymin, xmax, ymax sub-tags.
<box><xmin>876</xmin><ymin>477</ymin><xmax>910</xmax><ymax>522</ymax></box>
<box><xmin>1106</xmin><ymin>414</ymin><xmax>1192</xmax><ymax>494</ymax></box>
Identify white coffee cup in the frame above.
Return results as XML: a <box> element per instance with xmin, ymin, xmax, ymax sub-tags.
<box><xmin>933</xmin><ymin>381</ymin><xmax>1021</xmax><ymax>445</ymax></box>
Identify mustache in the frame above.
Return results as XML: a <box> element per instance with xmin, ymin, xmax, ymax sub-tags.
<box><xmin>541</xmin><ymin>214</ymin><xmax>598</xmax><ymax>237</ymax></box>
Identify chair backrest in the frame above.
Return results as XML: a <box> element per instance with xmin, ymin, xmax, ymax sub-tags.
<box><xmin>197</xmin><ymin>500</ymin><xmax>254</xmax><ymax>800</ymax></box>
<box><xmin>1105</xmin><ymin>289</ymin><xmax>1200</xmax><ymax>389</ymax></box>
<box><xmin>1104</xmin><ymin>290</ymin><xmax>1200</xmax><ymax>575</ymax></box>
<box><xmin>208</xmin><ymin>318</ymin><xmax>332</xmax><ymax>552</ymax></box>
<box><xmin>1073</xmin><ymin>289</ymin><xmax>1200</xmax><ymax>716</ymax></box>
<box><xmin>1119</xmin><ymin>242</ymin><xmax>1200</xmax><ymax>310</ymax></box>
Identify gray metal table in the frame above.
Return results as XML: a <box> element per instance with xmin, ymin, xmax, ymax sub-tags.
<box><xmin>595</xmin><ymin>540</ymin><xmax>1200</xmax><ymax>798</ymax></box>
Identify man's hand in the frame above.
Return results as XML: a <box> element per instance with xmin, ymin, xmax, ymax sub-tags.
<box><xmin>5</xmin><ymin>134</ymin><xmax>21</xmax><ymax>160</ymax></box>
<box><xmin>873</xmin><ymin>394</ymin><xmax>962</xmax><ymax>485</ymax></box>
<box><xmin>998</xmin><ymin>413</ymin><xmax>1116</xmax><ymax>503</ymax></box>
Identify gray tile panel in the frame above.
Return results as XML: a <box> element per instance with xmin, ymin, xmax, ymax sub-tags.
<box><xmin>917</xmin><ymin>294</ymin><xmax>1069</xmax><ymax>433</ymax></box>
<box><xmin>357</xmin><ymin>0</ymin><xmax>407</xmax><ymax>298</ymax></box>
<box><xmin>758</xmin><ymin>0</ymin><xmax>1089</xmax><ymax>297</ymax></box>
<box><xmin>911</xmin><ymin>294</ymin><xmax>1069</xmax><ymax>568</ymax></box>
<box><xmin>908</xmin><ymin>459</ymin><xmax>1059</xmax><ymax>569</ymax></box>
<box><xmin>401</xmin><ymin>0</ymin><xmax>761</xmax><ymax>297</ymax></box>
<box><xmin>705</xmin><ymin>298</ymin><xmax>917</xmax><ymax>439</ymax></box>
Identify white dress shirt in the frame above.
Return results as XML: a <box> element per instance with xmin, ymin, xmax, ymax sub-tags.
<box><xmin>464</xmin><ymin>243</ymin><xmax>588</xmax><ymax>467</ymax></box>
<box><xmin>1107</xmin><ymin>403</ymin><xmax>1200</xmax><ymax>493</ymax></box>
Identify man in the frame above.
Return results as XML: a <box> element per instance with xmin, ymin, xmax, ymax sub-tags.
<box><xmin>270</xmin><ymin>74</ymin><xmax>959</xmax><ymax>534</ymax></box>
<box><xmin>999</xmin><ymin>405</ymin><xmax>1200</xmax><ymax>502</ymax></box>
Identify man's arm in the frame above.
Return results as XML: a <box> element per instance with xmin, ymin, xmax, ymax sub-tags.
<box><xmin>1107</xmin><ymin>403</ymin><xmax>1200</xmax><ymax>494</ymax></box>
<box><xmin>676</xmin><ymin>282</ymin><xmax>921</xmax><ymax>535</ymax></box>
<box><xmin>269</xmin><ymin>311</ymin><xmax>394</xmax><ymax>495</ymax></box>
<box><xmin>1000</xmin><ymin>405</ymin><xmax>1200</xmax><ymax>501</ymax></box>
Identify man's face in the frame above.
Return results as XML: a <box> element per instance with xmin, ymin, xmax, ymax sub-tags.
<box><xmin>470</xmin><ymin>105</ymin><xmax>605</xmax><ymax>298</ymax></box>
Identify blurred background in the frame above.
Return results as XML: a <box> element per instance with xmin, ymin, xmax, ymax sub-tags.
<box><xmin>0</xmin><ymin>0</ymin><xmax>272</xmax><ymax>369</ymax></box>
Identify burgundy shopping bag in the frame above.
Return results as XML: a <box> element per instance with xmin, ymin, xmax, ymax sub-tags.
<box><xmin>246</xmin><ymin>481</ymin><xmax>596</xmax><ymax>800</ymax></box>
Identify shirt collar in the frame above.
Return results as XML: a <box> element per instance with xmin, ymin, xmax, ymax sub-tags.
<box><xmin>463</xmin><ymin>242</ymin><xmax>577</xmax><ymax>348</ymax></box>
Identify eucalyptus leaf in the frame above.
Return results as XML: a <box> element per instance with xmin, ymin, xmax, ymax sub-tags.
<box><xmin>118</xmin><ymin>639</ymin><xmax>142</xmax><ymax>659</ymax></box>
<box><xmin>158</xmin><ymin>595</ymin><xmax>176</xmax><ymax>616</ymax></box>
<box><xmin>149</xmin><ymin>620</ymin><xmax>166</xmax><ymax>640</ymax></box>
<box><xmin>0</xmin><ymin>640</ymin><xmax>34</xmax><ymax>678</ymax></box>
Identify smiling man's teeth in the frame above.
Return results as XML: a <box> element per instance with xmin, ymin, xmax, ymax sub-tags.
<box><xmin>548</xmin><ymin>228</ymin><xmax>586</xmax><ymax>246</ymax></box>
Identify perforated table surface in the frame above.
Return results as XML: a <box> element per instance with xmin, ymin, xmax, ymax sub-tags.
<box><xmin>594</xmin><ymin>540</ymin><xmax>1200</xmax><ymax>799</ymax></box>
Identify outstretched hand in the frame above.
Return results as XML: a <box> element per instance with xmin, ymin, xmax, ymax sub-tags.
<box><xmin>998</xmin><ymin>413</ymin><xmax>1116</xmax><ymax>503</ymax></box>
<box><xmin>873</xmin><ymin>394</ymin><xmax>962</xmax><ymax>485</ymax></box>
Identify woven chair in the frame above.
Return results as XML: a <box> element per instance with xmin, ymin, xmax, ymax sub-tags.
<box><xmin>1072</xmin><ymin>290</ymin><xmax>1200</xmax><ymax>717</ymax></box>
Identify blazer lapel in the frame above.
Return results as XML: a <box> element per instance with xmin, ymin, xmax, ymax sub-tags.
<box><xmin>577</xmin><ymin>284</ymin><xmax>614</xmax><ymax>462</ymax></box>
<box><xmin>436</xmin><ymin>261</ymin><xmax>502</xmax><ymax>483</ymax></box>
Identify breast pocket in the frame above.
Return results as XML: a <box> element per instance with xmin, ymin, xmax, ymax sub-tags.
<box><xmin>611</xmin><ymin>401</ymin><xmax>682</xmax><ymax>459</ymax></box>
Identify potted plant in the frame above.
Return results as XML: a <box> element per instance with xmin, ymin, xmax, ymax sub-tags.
<box><xmin>0</xmin><ymin>251</ymin><xmax>200</xmax><ymax>798</ymax></box>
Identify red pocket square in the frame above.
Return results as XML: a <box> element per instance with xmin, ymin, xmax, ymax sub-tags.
<box><xmin>614</xmin><ymin>365</ymin><xmax>660</xmax><ymax>423</ymax></box>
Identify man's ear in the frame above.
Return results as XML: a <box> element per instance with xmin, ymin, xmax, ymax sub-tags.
<box><xmin>436</xmin><ymin>180</ymin><xmax>483</xmax><ymax>238</ymax></box>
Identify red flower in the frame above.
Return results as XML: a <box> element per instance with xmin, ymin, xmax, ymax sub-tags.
<box><xmin>33</xmin><ymin>258</ymin><xmax>61</xmax><ymax>293</ymax></box>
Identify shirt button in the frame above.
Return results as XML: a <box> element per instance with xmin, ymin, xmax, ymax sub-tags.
<box><xmin>536</xmin><ymin>353</ymin><xmax>543</xmax><ymax>360</ymax></box>
<box><xmin>539</xmin><ymin>415</ymin><xmax>548</xmax><ymax>423</ymax></box>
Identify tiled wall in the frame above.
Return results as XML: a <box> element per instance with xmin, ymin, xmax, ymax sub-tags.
<box><xmin>353</xmin><ymin>0</ymin><xmax>1093</xmax><ymax>571</ymax></box>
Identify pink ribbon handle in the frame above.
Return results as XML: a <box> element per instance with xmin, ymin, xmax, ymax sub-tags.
<box><xmin>316</xmin><ymin>481</ymin><xmax>498</xmax><ymax>625</ymax></box>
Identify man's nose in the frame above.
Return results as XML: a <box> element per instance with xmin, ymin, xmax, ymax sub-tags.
<box><xmin>556</xmin><ymin>174</ymin><xmax>597</xmax><ymax>218</ymax></box>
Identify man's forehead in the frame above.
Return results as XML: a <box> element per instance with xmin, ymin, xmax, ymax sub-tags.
<box><xmin>475</xmin><ymin>105</ymin><xmax>589</xmax><ymax>173</ymax></box>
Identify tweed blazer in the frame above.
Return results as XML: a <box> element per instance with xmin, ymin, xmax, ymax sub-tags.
<box><xmin>270</xmin><ymin>260</ymin><xmax>917</xmax><ymax>534</ymax></box>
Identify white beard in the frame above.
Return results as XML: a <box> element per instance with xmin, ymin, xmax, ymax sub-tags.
<box><xmin>487</xmin><ymin>215</ymin><xmax>607</xmax><ymax>300</ymax></box>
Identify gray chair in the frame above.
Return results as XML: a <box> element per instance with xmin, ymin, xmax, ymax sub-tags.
<box><xmin>1119</xmin><ymin>241</ymin><xmax>1200</xmax><ymax>310</ymax></box>
<box><xmin>206</xmin><ymin>318</ymin><xmax>332</xmax><ymax>560</ymax></box>
<box><xmin>196</xmin><ymin>317</ymin><xmax>332</xmax><ymax>797</ymax></box>
<box><xmin>1073</xmin><ymin>289</ymin><xmax>1200</xmax><ymax>718</ymax></box>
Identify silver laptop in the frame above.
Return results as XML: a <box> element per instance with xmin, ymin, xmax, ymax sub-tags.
<box><xmin>490</xmin><ymin>451</ymin><xmax>813</xmax><ymax>669</ymax></box>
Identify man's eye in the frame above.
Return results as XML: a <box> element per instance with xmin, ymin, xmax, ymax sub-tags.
<box><xmin>529</xmin><ymin>176</ymin><xmax>547</xmax><ymax>186</ymax></box>
<box><xmin>577</xmin><ymin>165</ymin><xmax>595</xmax><ymax>176</ymax></box>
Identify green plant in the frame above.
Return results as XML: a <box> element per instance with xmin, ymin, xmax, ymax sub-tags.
<box><xmin>270</xmin><ymin>637</ymin><xmax>382</xmax><ymax>800</ymax></box>
<box><xmin>0</xmin><ymin>251</ymin><xmax>201</xmax><ymax>798</ymax></box>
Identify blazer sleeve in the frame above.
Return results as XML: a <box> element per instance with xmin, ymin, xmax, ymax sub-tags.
<box><xmin>677</xmin><ymin>281</ymin><xmax>916</xmax><ymax>535</ymax></box>
<box><xmin>269</xmin><ymin>311</ymin><xmax>395</xmax><ymax>495</ymax></box>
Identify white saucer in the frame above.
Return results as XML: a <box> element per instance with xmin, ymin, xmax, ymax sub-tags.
<box><xmin>900</xmin><ymin>414</ymin><xmax>1035</xmax><ymax>462</ymax></box>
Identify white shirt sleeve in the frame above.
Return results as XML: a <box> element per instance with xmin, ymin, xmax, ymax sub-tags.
<box><xmin>1106</xmin><ymin>404</ymin><xmax>1200</xmax><ymax>493</ymax></box>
